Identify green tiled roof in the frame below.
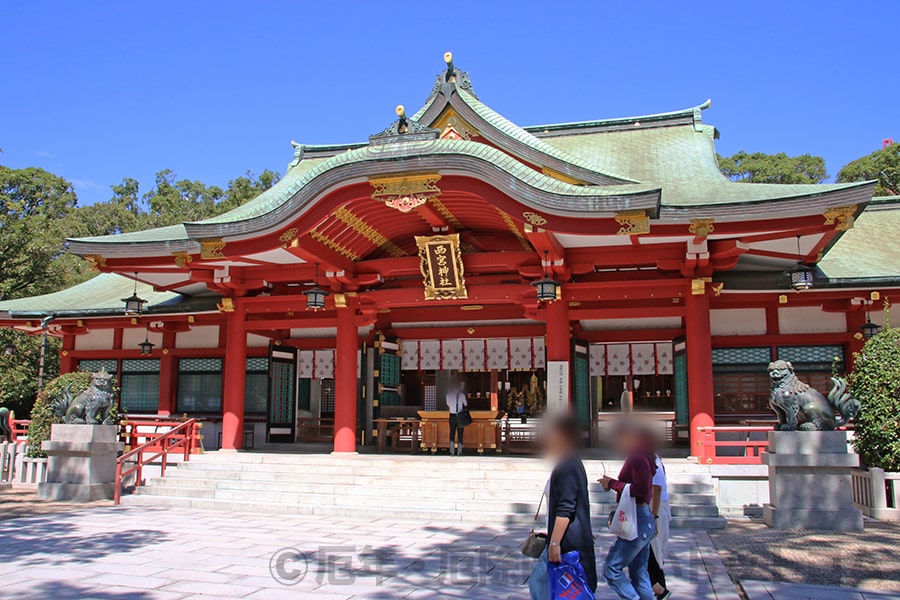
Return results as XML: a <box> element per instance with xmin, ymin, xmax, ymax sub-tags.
<box><xmin>819</xmin><ymin>198</ymin><xmax>900</xmax><ymax>280</ymax></box>
<box><xmin>0</xmin><ymin>274</ymin><xmax>206</xmax><ymax>317</ymax></box>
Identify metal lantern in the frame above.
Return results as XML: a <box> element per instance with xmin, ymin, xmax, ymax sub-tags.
<box><xmin>787</xmin><ymin>262</ymin><xmax>814</xmax><ymax>291</ymax></box>
<box><xmin>303</xmin><ymin>263</ymin><xmax>330</xmax><ymax>311</ymax></box>
<box><xmin>531</xmin><ymin>275</ymin><xmax>560</xmax><ymax>302</ymax></box>
<box><xmin>860</xmin><ymin>305</ymin><xmax>882</xmax><ymax>340</ymax></box>
<box><xmin>786</xmin><ymin>236</ymin><xmax>813</xmax><ymax>291</ymax></box>
<box><xmin>122</xmin><ymin>273</ymin><xmax>147</xmax><ymax>316</ymax></box>
<box><xmin>138</xmin><ymin>327</ymin><xmax>155</xmax><ymax>356</ymax></box>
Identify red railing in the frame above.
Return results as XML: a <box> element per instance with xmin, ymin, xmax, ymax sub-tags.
<box><xmin>696</xmin><ymin>425</ymin><xmax>773</xmax><ymax>464</ymax></box>
<box><xmin>10</xmin><ymin>419</ymin><xmax>30</xmax><ymax>442</ymax></box>
<box><xmin>114</xmin><ymin>418</ymin><xmax>199</xmax><ymax>505</ymax></box>
<box><xmin>119</xmin><ymin>418</ymin><xmax>203</xmax><ymax>454</ymax></box>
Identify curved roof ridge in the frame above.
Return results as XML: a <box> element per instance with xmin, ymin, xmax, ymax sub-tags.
<box><xmin>525</xmin><ymin>100</ymin><xmax>712</xmax><ymax>136</ymax></box>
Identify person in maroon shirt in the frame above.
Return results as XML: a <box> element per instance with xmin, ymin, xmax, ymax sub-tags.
<box><xmin>599</xmin><ymin>421</ymin><xmax>658</xmax><ymax>600</ymax></box>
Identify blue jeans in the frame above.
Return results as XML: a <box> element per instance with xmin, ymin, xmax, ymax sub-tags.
<box><xmin>604</xmin><ymin>504</ymin><xmax>656</xmax><ymax>600</ymax></box>
<box><xmin>529</xmin><ymin>547</ymin><xmax>550</xmax><ymax>600</ymax></box>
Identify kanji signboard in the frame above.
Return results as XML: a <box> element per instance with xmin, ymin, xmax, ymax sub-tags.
<box><xmin>415</xmin><ymin>233</ymin><xmax>468</xmax><ymax>300</ymax></box>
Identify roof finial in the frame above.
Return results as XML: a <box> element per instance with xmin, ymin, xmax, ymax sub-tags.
<box><xmin>395</xmin><ymin>105</ymin><xmax>408</xmax><ymax>134</ymax></box>
<box><xmin>444</xmin><ymin>51</ymin><xmax>456</xmax><ymax>83</ymax></box>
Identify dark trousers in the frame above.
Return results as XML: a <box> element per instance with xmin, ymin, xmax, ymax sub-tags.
<box><xmin>449</xmin><ymin>414</ymin><xmax>464</xmax><ymax>445</ymax></box>
<box><xmin>648</xmin><ymin>546</ymin><xmax>666</xmax><ymax>590</ymax></box>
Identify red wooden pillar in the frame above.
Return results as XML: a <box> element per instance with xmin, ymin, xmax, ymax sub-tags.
<box><xmin>221</xmin><ymin>301</ymin><xmax>247</xmax><ymax>450</ymax></box>
<box><xmin>59</xmin><ymin>334</ymin><xmax>76</xmax><ymax>374</ymax></box>
<box><xmin>545</xmin><ymin>296</ymin><xmax>571</xmax><ymax>407</ymax></box>
<box><xmin>333</xmin><ymin>302</ymin><xmax>358</xmax><ymax>453</ymax></box>
<box><xmin>686</xmin><ymin>285</ymin><xmax>715</xmax><ymax>458</ymax></box>
<box><xmin>845</xmin><ymin>310</ymin><xmax>866</xmax><ymax>370</ymax></box>
<box><xmin>158</xmin><ymin>331</ymin><xmax>177</xmax><ymax>416</ymax></box>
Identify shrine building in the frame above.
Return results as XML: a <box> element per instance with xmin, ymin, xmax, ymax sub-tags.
<box><xmin>1</xmin><ymin>54</ymin><xmax>896</xmax><ymax>455</ymax></box>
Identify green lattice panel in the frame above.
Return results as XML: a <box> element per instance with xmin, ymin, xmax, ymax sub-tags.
<box><xmin>78</xmin><ymin>359</ymin><xmax>118</xmax><ymax>374</ymax></box>
<box><xmin>121</xmin><ymin>359</ymin><xmax>160</xmax><ymax>373</ymax></box>
<box><xmin>379</xmin><ymin>390</ymin><xmax>401</xmax><ymax>406</ymax></box>
<box><xmin>711</xmin><ymin>347</ymin><xmax>772</xmax><ymax>365</ymax></box>
<box><xmin>777</xmin><ymin>345</ymin><xmax>844</xmax><ymax>369</ymax></box>
<box><xmin>674</xmin><ymin>354</ymin><xmax>689</xmax><ymax>426</ymax></box>
<box><xmin>269</xmin><ymin>361</ymin><xmax>294</xmax><ymax>424</ymax></box>
<box><xmin>379</xmin><ymin>353</ymin><xmax>400</xmax><ymax>388</ymax></box>
<box><xmin>179</xmin><ymin>358</ymin><xmax>222</xmax><ymax>372</ymax></box>
<box><xmin>246</xmin><ymin>357</ymin><xmax>268</xmax><ymax>371</ymax></box>
<box><xmin>574</xmin><ymin>355</ymin><xmax>590</xmax><ymax>428</ymax></box>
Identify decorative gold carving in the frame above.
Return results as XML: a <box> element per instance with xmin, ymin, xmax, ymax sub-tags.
<box><xmin>188</xmin><ymin>315</ymin><xmax>195</xmax><ymax>323</ymax></box>
<box><xmin>467</xmin><ymin>327</ymin><xmax>475</xmax><ymax>335</ymax></box>
<box><xmin>711</xmin><ymin>282</ymin><xmax>724</xmax><ymax>297</ymax></box>
<box><xmin>823</xmin><ymin>205</ymin><xmax>856</xmax><ymax>230</ymax></box>
<box><xmin>83</xmin><ymin>255</ymin><xmax>107</xmax><ymax>271</ymax></box>
<box><xmin>778</xmin><ymin>294</ymin><xmax>789</xmax><ymax>304</ymax></box>
<box><xmin>333</xmin><ymin>206</ymin><xmax>405</xmax><ymax>257</ymax></box>
<box><xmin>522</xmin><ymin>211</ymin><xmax>548</xmax><ymax>227</ymax></box>
<box><xmin>309</xmin><ymin>228</ymin><xmax>361</xmax><ymax>261</ymax></box>
<box><xmin>691</xmin><ymin>277</ymin><xmax>711</xmax><ymax>295</ymax></box>
<box><xmin>433</xmin><ymin>109</ymin><xmax>479</xmax><ymax>140</ymax></box>
<box><xmin>428</xmin><ymin>196</ymin><xmax>462</xmax><ymax>227</ymax></box>
<box><xmin>541</xmin><ymin>167</ymin><xmax>584</xmax><ymax>186</ymax></box>
<box><xmin>460</xmin><ymin>305</ymin><xmax>483</xmax><ymax>311</ymax></box>
<box><xmin>172</xmin><ymin>251</ymin><xmax>192</xmax><ymax>268</ymax></box>
<box><xmin>615</xmin><ymin>210</ymin><xmax>650</xmax><ymax>235</ymax></box>
<box><xmin>495</xmin><ymin>208</ymin><xmax>533</xmax><ymax>251</ymax></box>
<box><xmin>333</xmin><ymin>293</ymin><xmax>347</xmax><ymax>308</ymax></box>
<box><xmin>217</xmin><ymin>298</ymin><xmax>235</xmax><ymax>313</ymax></box>
<box><xmin>162</xmin><ymin>348</ymin><xmax>170</xmax><ymax>355</ymax></box>
<box><xmin>370</xmin><ymin>173</ymin><xmax>442</xmax><ymax>214</ymax></box>
<box><xmin>689</xmin><ymin>218</ymin><xmax>715</xmax><ymax>240</ymax></box>
<box><xmin>61</xmin><ymin>350</ymin><xmax>69</xmax><ymax>357</ymax></box>
<box><xmin>279</xmin><ymin>228</ymin><xmax>299</xmax><ymax>245</ymax></box>
<box><xmin>871</xmin><ymin>291</ymin><xmax>881</xmax><ymax>301</ymax></box>
<box><xmin>200</xmin><ymin>239</ymin><xmax>226</xmax><ymax>259</ymax></box>
<box><xmin>415</xmin><ymin>233</ymin><xmax>468</xmax><ymax>300</ymax></box>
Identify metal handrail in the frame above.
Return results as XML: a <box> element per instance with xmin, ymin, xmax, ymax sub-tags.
<box><xmin>114</xmin><ymin>418</ymin><xmax>198</xmax><ymax>505</ymax></box>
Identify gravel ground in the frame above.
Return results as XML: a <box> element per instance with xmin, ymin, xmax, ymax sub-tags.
<box><xmin>711</xmin><ymin>519</ymin><xmax>900</xmax><ymax>594</ymax></box>
<box><xmin>0</xmin><ymin>488</ymin><xmax>111</xmax><ymax>521</ymax></box>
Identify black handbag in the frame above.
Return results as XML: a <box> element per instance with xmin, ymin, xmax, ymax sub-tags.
<box><xmin>457</xmin><ymin>406</ymin><xmax>473</xmax><ymax>427</ymax></box>
<box><xmin>520</xmin><ymin>493</ymin><xmax>548</xmax><ymax>558</ymax></box>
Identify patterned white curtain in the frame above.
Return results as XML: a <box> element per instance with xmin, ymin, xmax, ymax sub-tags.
<box><xmin>297</xmin><ymin>350</ymin><xmax>314</xmax><ymax>379</ymax></box>
<box><xmin>656</xmin><ymin>343</ymin><xmax>674</xmax><ymax>375</ymax></box>
<box><xmin>315</xmin><ymin>350</ymin><xmax>334</xmax><ymax>379</ymax></box>
<box><xmin>463</xmin><ymin>339</ymin><xmax>485</xmax><ymax>371</ymax></box>
<box><xmin>486</xmin><ymin>339</ymin><xmax>509</xmax><ymax>370</ymax></box>
<box><xmin>401</xmin><ymin>340</ymin><xmax>419</xmax><ymax>371</ymax></box>
<box><xmin>607</xmin><ymin>344</ymin><xmax>631</xmax><ymax>376</ymax></box>
<box><xmin>589</xmin><ymin>344</ymin><xmax>606</xmax><ymax>376</ymax></box>
<box><xmin>509</xmin><ymin>338</ymin><xmax>533</xmax><ymax>370</ymax></box>
<box><xmin>632</xmin><ymin>343</ymin><xmax>656</xmax><ymax>375</ymax></box>
<box><xmin>533</xmin><ymin>337</ymin><xmax>546</xmax><ymax>369</ymax></box>
<box><xmin>419</xmin><ymin>340</ymin><xmax>441</xmax><ymax>371</ymax></box>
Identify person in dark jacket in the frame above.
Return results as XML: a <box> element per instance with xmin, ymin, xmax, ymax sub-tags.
<box><xmin>528</xmin><ymin>414</ymin><xmax>597</xmax><ymax>599</ymax></box>
<box><xmin>599</xmin><ymin>420</ymin><xmax>657</xmax><ymax>600</ymax></box>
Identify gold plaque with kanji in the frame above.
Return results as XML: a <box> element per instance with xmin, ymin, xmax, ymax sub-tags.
<box><xmin>415</xmin><ymin>233</ymin><xmax>468</xmax><ymax>300</ymax></box>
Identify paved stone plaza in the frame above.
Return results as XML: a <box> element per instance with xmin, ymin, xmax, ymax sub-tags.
<box><xmin>0</xmin><ymin>505</ymin><xmax>737</xmax><ymax>599</ymax></box>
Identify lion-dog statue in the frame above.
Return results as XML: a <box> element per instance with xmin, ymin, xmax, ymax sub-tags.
<box><xmin>51</xmin><ymin>369</ymin><xmax>116</xmax><ymax>425</ymax></box>
<box><xmin>768</xmin><ymin>360</ymin><xmax>860</xmax><ymax>431</ymax></box>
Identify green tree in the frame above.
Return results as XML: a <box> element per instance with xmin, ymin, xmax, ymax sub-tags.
<box><xmin>0</xmin><ymin>166</ymin><xmax>80</xmax><ymax>298</ymax></box>
<box><xmin>836</xmin><ymin>143</ymin><xmax>900</xmax><ymax>197</ymax></box>
<box><xmin>849</xmin><ymin>323</ymin><xmax>900</xmax><ymax>470</ymax></box>
<box><xmin>717</xmin><ymin>151</ymin><xmax>828</xmax><ymax>184</ymax></box>
<box><xmin>221</xmin><ymin>169</ymin><xmax>280</xmax><ymax>211</ymax></box>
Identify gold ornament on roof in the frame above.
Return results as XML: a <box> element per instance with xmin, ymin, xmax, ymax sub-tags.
<box><xmin>83</xmin><ymin>255</ymin><xmax>107</xmax><ymax>272</ymax></box>
<box><xmin>172</xmin><ymin>251</ymin><xmax>192</xmax><ymax>268</ymax></box>
<box><xmin>689</xmin><ymin>218</ymin><xmax>715</xmax><ymax>240</ymax></box>
<box><xmin>615</xmin><ymin>210</ymin><xmax>650</xmax><ymax>235</ymax></box>
<box><xmin>370</xmin><ymin>173</ymin><xmax>442</xmax><ymax>215</ymax></box>
<box><xmin>200</xmin><ymin>239</ymin><xmax>226</xmax><ymax>260</ymax></box>
<box><xmin>279</xmin><ymin>228</ymin><xmax>299</xmax><ymax>245</ymax></box>
<box><xmin>217</xmin><ymin>298</ymin><xmax>234</xmax><ymax>313</ymax></box>
<box><xmin>823</xmin><ymin>205</ymin><xmax>856</xmax><ymax>230</ymax></box>
<box><xmin>522</xmin><ymin>212</ymin><xmax>548</xmax><ymax>227</ymax></box>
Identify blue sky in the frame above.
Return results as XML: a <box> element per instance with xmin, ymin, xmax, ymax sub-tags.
<box><xmin>1</xmin><ymin>1</ymin><xmax>898</xmax><ymax>205</ymax></box>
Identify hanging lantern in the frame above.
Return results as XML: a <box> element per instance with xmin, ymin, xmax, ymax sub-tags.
<box><xmin>860</xmin><ymin>305</ymin><xmax>882</xmax><ymax>340</ymax></box>
<box><xmin>531</xmin><ymin>275</ymin><xmax>560</xmax><ymax>302</ymax></box>
<box><xmin>303</xmin><ymin>263</ymin><xmax>330</xmax><ymax>311</ymax></box>
<box><xmin>786</xmin><ymin>236</ymin><xmax>813</xmax><ymax>291</ymax></box>
<box><xmin>122</xmin><ymin>273</ymin><xmax>147</xmax><ymax>316</ymax></box>
<box><xmin>138</xmin><ymin>327</ymin><xmax>154</xmax><ymax>356</ymax></box>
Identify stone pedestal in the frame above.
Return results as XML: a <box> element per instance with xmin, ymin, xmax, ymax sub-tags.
<box><xmin>763</xmin><ymin>430</ymin><xmax>863</xmax><ymax>531</ymax></box>
<box><xmin>38</xmin><ymin>424</ymin><xmax>123</xmax><ymax>502</ymax></box>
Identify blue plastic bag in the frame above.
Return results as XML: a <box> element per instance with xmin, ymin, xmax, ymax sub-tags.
<box><xmin>548</xmin><ymin>550</ymin><xmax>595</xmax><ymax>600</ymax></box>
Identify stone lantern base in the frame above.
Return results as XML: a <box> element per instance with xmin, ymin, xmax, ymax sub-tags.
<box><xmin>38</xmin><ymin>424</ymin><xmax>124</xmax><ymax>502</ymax></box>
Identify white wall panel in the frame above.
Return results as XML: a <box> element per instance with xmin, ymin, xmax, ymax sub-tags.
<box><xmin>779</xmin><ymin>307</ymin><xmax>847</xmax><ymax>334</ymax></box>
<box><xmin>75</xmin><ymin>329</ymin><xmax>114</xmax><ymax>351</ymax></box>
<box><xmin>176</xmin><ymin>325</ymin><xmax>220</xmax><ymax>348</ymax></box>
<box><xmin>710</xmin><ymin>308</ymin><xmax>767</xmax><ymax>336</ymax></box>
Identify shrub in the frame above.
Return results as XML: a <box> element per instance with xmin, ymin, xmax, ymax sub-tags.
<box><xmin>26</xmin><ymin>371</ymin><xmax>93</xmax><ymax>458</ymax></box>
<box><xmin>848</xmin><ymin>327</ymin><xmax>900</xmax><ymax>471</ymax></box>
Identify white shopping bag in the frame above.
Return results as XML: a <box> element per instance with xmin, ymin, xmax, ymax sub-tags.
<box><xmin>609</xmin><ymin>483</ymin><xmax>638</xmax><ymax>540</ymax></box>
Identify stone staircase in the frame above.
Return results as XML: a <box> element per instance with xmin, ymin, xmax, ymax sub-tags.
<box><xmin>121</xmin><ymin>452</ymin><xmax>726</xmax><ymax>529</ymax></box>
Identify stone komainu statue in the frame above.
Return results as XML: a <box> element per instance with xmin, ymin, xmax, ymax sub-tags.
<box><xmin>51</xmin><ymin>369</ymin><xmax>116</xmax><ymax>425</ymax></box>
<box><xmin>0</xmin><ymin>407</ymin><xmax>11</xmax><ymax>440</ymax></box>
<box><xmin>768</xmin><ymin>360</ymin><xmax>860</xmax><ymax>431</ymax></box>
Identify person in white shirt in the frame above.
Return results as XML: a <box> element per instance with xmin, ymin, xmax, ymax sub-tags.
<box><xmin>446</xmin><ymin>381</ymin><xmax>467</xmax><ymax>456</ymax></box>
<box><xmin>649</xmin><ymin>454</ymin><xmax>671</xmax><ymax>600</ymax></box>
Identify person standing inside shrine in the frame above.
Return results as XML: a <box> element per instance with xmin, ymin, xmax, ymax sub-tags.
<box><xmin>446</xmin><ymin>380</ymin><xmax>467</xmax><ymax>456</ymax></box>
<box><xmin>599</xmin><ymin>420</ymin><xmax>657</xmax><ymax>600</ymax></box>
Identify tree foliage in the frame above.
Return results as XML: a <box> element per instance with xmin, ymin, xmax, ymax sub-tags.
<box><xmin>836</xmin><ymin>143</ymin><xmax>900</xmax><ymax>197</ymax></box>
<box><xmin>717</xmin><ymin>151</ymin><xmax>828</xmax><ymax>184</ymax></box>
<box><xmin>0</xmin><ymin>163</ymin><xmax>279</xmax><ymax>416</ymax></box>
<box><xmin>849</xmin><ymin>323</ymin><xmax>900</xmax><ymax>471</ymax></box>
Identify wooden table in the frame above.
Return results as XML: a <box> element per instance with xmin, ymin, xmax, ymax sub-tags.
<box><xmin>373</xmin><ymin>418</ymin><xmax>420</xmax><ymax>454</ymax></box>
<box><xmin>417</xmin><ymin>411</ymin><xmax>503</xmax><ymax>454</ymax></box>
